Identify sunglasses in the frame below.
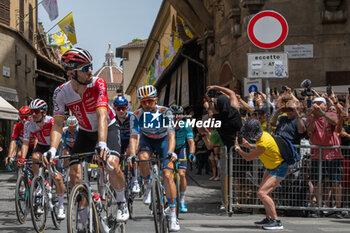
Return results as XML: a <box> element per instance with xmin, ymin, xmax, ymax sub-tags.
<box><xmin>20</xmin><ymin>116</ymin><xmax>30</xmax><ymax>120</ymax></box>
<box><xmin>140</xmin><ymin>99</ymin><xmax>155</xmax><ymax>106</ymax></box>
<box><xmin>115</xmin><ymin>106</ymin><xmax>127</xmax><ymax>111</ymax></box>
<box><xmin>74</xmin><ymin>63</ymin><xmax>93</xmax><ymax>72</ymax></box>
<box><xmin>30</xmin><ymin>109</ymin><xmax>42</xmax><ymax>114</ymax></box>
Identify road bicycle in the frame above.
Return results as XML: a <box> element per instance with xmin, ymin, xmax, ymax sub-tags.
<box><xmin>29</xmin><ymin>160</ymin><xmax>63</xmax><ymax>233</ymax></box>
<box><xmin>136</xmin><ymin>156</ymin><xmax>169</xmax><ymax>233</ymax></box>
<box><xmin>61</xmin><ymin>151</ymin><xmax>126</xmax><ymax>233</ymax></box>
<box><xmin>121</xmin><ymin>155</ymin><xmax>136</xmax><ymax>219</ymax></box>
<box><xmin>14</xmin><ymin>158</ymin><xmax>34</xmax><ymax>224</ymax></box>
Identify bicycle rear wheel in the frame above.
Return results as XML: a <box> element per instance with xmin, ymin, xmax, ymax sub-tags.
<box><xmin>15</xmin><ymin>174</ymin><xmax>29</xmax><ymax>224</ymax></box>
<box><xmin>30</xmin><ymin>175</ymin><xmax>48</xmax><ymax>233</ymax></box>
<box><xmin>67</xmin><ymin>184</ymin><xmax>99</xmax><ymax>233</ymax></box>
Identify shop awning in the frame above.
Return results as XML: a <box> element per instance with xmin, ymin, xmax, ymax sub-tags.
<box><xmin>0</xmin><ymin>96</ymin><xmax>18</xmax><ymax>120</ymax></box>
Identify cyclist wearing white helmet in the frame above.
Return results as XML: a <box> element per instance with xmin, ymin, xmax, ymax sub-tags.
<box><xmin>170</xmin><ymin>104</ymin><xmax>196</xmax><ymax>213</ymax></box>
<box><xmin>20</xmin><ymin>99</ymin><xmax>66</xmax><ymax>219</ymax></box>
<box><xmin>129</xmin><ymin>85</ymin><xmax>180</xmax><ymax>232</ymax></box>
<box><xmin>47</xmin><ymin>48</ymin><xmax>129</xmax><ymax>227</ymax></box>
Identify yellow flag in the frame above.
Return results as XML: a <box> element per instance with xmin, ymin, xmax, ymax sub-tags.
<box><xmin>59</xmin><ymin>42</ymin><xmax>71</xmax><ymax>55</ymax></box>
<box><xmin>52</xmin><ymin>30</ymin><xmax>65</xmax><ymax>45</ymax></box>
<box><xmin>57</xmin><ymin>12</ymin><xmax>77</xmax><ymax>44</ymax></box>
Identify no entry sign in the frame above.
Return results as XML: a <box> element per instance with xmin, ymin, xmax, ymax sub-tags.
<box><xmin>247</xmin><ymin>10</ymin><xmax>288</xmax><ymax>49</ymax></box>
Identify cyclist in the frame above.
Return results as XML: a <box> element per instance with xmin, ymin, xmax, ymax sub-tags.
<box><xmin>170</xmin><ymin>104</ymin><xmax>196</xmax><ymax>213</ymax></box>
<box><xmin>61</xmin><ymin>116</ymin><xmax>79</xmax><ymax>179</ymax></box>
<box><xmin>5</xmin><ymin>106</ymin><xmax>37</xmax><ymax>167</ymax></box>
<box><xmin>46</xmin><ymin>48</ymin><xmax>129</xmax><ymax>228</ymax></box>
<box><xmin>129</xmin><ymin>85</ymin><xmax>180</xmax><ymax>232</ymax></box>
<box><xmin>114</xmin><ymin>95</ymin><xmax>140</xmax><ymax>193</ymax></box>
<box><xmin>20</xmin><ymin>99</ymin><xmax>66</xmax><ymax>219</ymax></box>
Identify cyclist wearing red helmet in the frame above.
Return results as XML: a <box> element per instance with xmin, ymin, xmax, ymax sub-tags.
<box><xmin>5</xmin><ymin>106</ymin><xmax>37</xmax><ymax>167</ymax></box>
<box><xmin>47</xmin><ymin>48</ymin><xmax>128</xmax><ymax>226</ymax></box>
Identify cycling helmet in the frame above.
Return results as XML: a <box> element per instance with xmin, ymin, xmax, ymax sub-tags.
<box><xmin>19</xmin><ymin>106</ymin><xmax>30</xmax><ymax>116</ymax></box>
<box><xmin>29</xmin><ymin>99</ymin><xmax>48</xmax><ymax>111</ymax></box>
<box><xmin>170</xmin><ymin>104</ymin><xmax>184</xmax><ymax>114</ymax></box>
<box><xmin>67</xmin><ymin>116</ymin><xmax>78</xmax><ymax>127</ymax></box>
<box><xmin>113</xmin><ymin>96</ymin><xmax>128</xmax><ymax>107</ymax></box>
<box><xmin>61</xmin><ymin>48</ymin><xmax>93</xmax><ymax>70</ymax></box>
<box><xmin>137</xmin><ymin>85</ymin><xmax>157</xmax><ymax>100</ymax></box>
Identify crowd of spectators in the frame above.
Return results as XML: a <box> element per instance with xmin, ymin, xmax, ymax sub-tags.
<box><xmin>192</xmin><ymin>83</ymin><xmax>350</xmax><ymax>218</ymax></box>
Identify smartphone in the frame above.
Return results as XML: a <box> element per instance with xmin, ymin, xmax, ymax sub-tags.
<box><xmin>327</xmin><ymin>85</ymin><xmax>332</xmax><ymax>96</ymax></box>
<box><xmin>274</xmin><ymin>88</ymin><xmax>277</xmax><ymax>95</ymax></box>
<box><xmin>280</xmin><ymin>86</ymin><xmax>287</xmax><ymax>94</ymax></box>
<box><xmin>348</xmin><ymin>87</ymin><xmax>350</xmax><ymax>94</ymax></box>
<box><xmin>207</xmin><ymin>90</ymin><xmax>221</xmax><ymax>98</ymax></box>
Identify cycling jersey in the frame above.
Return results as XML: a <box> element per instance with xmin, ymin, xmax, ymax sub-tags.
<box><xmin>130</xmin><ymin>105</ymin><xmax>174</xmax><ymax>139</ymax></box>
<box><xmin>115</xmin><ymin>111</ymin><xmax>133</xmax><ymax>141</ymax></box>
<box><xmin>53</xmin><ymin>77</ymin><xmax>116</xmax><ymax>132</ymax></box>
<box><xmin>61</xmin><ymin>126</ymin><xmax>78</xmax><ymax>149</ymax></box>
<box><xmin>12</xmin><ymin>121</ymin><xmax>36</xmax><ymax>147</ymax></box>
<box><xmin>23</xmin><ymin>116</ymin><xmax>54</xmax><ymax>146</ymax></box>
<box><xmin>175</xmin><ymin>120</ymin><xmax>193</xmax><ymax>149</ymax></box>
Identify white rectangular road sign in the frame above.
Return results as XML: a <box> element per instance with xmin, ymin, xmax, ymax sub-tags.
<box><xmin>244</xmin><ymin>78</ymin><xmax>262</xmax><ymax>97</ymax></box>
<box><xmin>247</xmin><ymin>52</ymin><xmax>288</xmax><ymax>78</ymax></box>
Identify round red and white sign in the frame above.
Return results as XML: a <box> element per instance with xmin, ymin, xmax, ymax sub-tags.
<box><xmin>247</xmin><ymin>10</ymin><xmax>288</xmax><ymax>49</ymax></box>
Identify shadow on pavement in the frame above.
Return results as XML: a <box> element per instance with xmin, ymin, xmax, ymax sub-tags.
<box><xmin>199</xmin><ymin>224</ymin><xmax>259</xmax><ymax>230</ymax></box>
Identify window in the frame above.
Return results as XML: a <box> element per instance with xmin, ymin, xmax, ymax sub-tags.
<box><xmin>19</xmin><ymin>0</ymin><xmax>24</xmax><ymax>33</ymax></box>
<box><xmin>123</xmin><ymin>51</ymin><xmax>129</xmax><ymax>61</ymax></box>
<box><xmin>29</xmin><ymin>3</ymin><xmax>33</xmax><ymax>41</ymax></box>
<box><xmin>0</xmin><ymin>0</ymin><xmax>10</xmax><ymax>25</ymax></box>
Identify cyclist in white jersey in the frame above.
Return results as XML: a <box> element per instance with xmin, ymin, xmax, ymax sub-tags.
<box><xmin>44</xmin><ymin>48</ymin><xmax>129</xmax><ymax>226</ymax></box>
<box><xmin>21</xmin><ymin>99</ymin><xmax>66</xmax><ymax>219</ymax></box>
<box><xmin>129</xmin><ymin>85</ymin><xmax>180</xmax><ymax>232</ymax></box>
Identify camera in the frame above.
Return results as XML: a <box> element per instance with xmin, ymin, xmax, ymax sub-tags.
<box><xmin>300</xmin><ymin>79</ymin><xmax>313</xmax><ymax>97</ymax></box>
<box><xmin>206</xmin><ymin>90</ymin><xmax>222</xmax><ymax>98</ymax></box>
<box><xmin>326</xmin><ymin>85</ymin><xmax>332</xmax><ymax>96</ymax></box>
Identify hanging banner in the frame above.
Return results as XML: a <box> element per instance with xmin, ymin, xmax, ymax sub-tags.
<box><xmin>57</xmin><ymin>12</ymin><xmax>77</xmax><ymax>44</ymax></box>
<box><xmin>52</xmin><ymin>30</ymin><xmax>66</xmax><ymax>45</ymax></box>
<box><xmin>42</xmin><ymin>0</ymin><xmax>59</xmax><ymax>21</ymax></box>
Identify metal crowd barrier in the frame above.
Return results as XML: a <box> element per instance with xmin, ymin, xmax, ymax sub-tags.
<box><xmin>220</xmin><ymin>144</ymin><xmax>350</xmax><ymax>216</ymax></box>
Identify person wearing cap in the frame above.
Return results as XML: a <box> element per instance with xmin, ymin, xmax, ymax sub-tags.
<box><xmin>306</xmin><ymin>96</ymin><xmax>344</xmax><ymax>218</ymax></box>
<box><xmin>235</xmin><ymin>118</ymin><xmax>286</xmax><ymax>230</ymax></box>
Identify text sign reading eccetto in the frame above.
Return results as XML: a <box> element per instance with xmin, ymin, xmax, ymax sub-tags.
<box><xmin>247</xmin><ymin>10</ymin><xmax>288</xmax><ymax>49</ymax></box>
<box><xmin>247</xmin><ymin>52</ymin><xmax>288</xmax><ymax>78</ymax></box>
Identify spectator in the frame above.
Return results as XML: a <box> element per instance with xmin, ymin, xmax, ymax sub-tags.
<box><xmin>235</xmin><ymin>118</ymin><xmax>286</xmax><ymax>230</ymax></box>
<box><xmin>271</xmin><ymin>100</ymin><xmax>307</xmax><ymax>145</ymax></box>
<box><xmin>306</xmin><ymin>97</ymin><xmax>344</xmax><ymax>218</ymax></box>
<box><xmin>194</xmin><ymin>128</ymin><xmax>210</xmax><ymax>175</ymax></box>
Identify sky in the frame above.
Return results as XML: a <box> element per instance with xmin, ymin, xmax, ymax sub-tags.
<box><xmin>38</xmin><ymin>0</ymin><xmax>162</xmax><ymax>70</ymax></box>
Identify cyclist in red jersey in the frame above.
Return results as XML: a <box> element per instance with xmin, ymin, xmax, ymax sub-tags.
<box><xmin>21</xmin><ymin>99</ymin><xmax>66</xmax><ymax>219</ymax></box>
<box><xmin>45</xmin><ymin>48</ymin><xmax>128</xmax><ymax>226</ymax></box>
<box><xmin>5</xmin><ymin>106</ymin><xmax>37</xmax><ymax>166</ymax></box>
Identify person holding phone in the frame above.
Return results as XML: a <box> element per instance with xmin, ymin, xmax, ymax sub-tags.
<box><xmin>271</xmin><ymin>100</ymin><xmax>307</xmax><ymax>145</ymax></box>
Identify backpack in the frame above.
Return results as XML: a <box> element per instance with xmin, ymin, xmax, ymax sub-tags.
<box><xmin>273</xmin><ymin>135</ymin><xmax>300</xmax><ymax>165</ymax></box>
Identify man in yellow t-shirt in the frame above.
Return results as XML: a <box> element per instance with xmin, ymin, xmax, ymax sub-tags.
<box><xmin>235</xmin><ymin>118</ymin><xmax>288</xmax><ymax>230</ymax></box>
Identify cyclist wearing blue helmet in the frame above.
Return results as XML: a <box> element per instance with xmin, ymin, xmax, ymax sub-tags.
<box><xmin>114</xmin><ymin>96</ymin><xmax>140</xmax><ymax>193</ymax></box>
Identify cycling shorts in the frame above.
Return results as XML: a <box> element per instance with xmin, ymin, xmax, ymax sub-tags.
<box><xmin>69</xmin><ymin>123</ymin><xmax>121</xmax><ymax>166</ymax></box>
<box><xmin>121</xmin><ymin>139</ymin><xmax>129</xmax><ymax>155</ymax></box>
<box><xmin>138</xmin><ymin>134</ymin><xmax>172</xmax><ymax>171</ymax></box>
<box><xmin>175</xmin><ymin>144</ymin><xmax>187</xmax><ymax>170</ymax></box>
<box><xmin>33</xmin><ymin>144</ymin><xmax>50</xmax><ymax>155</ymax></box>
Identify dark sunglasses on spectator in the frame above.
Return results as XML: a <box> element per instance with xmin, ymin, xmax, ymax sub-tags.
<box><xmin>116</xmin><ymin>106</ymin><xmax>127</xmax><ymax>111</ymax></box>
<box><xmin>31</xmin><ymin>109</ymin><xmax>41</xmax><ymax>114</ymax></box>
<box><xmin>74</xmin><ymin>63</ymin><xmax>93</xmax><ymax>72</ymax></box>
<box><xmin>20</xmin><ymin>115</ymin><xmax>30</xmax><ymax>120</ymax></box>
<box><xmin>141</xmin><ymin>99</ymin><xmax>155</xmax><ymax>106</ymax></box>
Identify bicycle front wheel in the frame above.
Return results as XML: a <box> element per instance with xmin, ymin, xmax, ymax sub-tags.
<box><xmin>49</xmin><ymin>178</ymin><xmax>62</xmax><ymax>229</ymax></box>
<box><xmin>67</xmin><ymin>184</ymin><xmax>99</xmax><ymax>233</ymax></box>
<box><xmin>152</xmin><ymin>178</ymin><xmax>169</xmax><ymax>233</ymax></box>
<box><xmin>15</xmin><ymin>174</ymin><xmax>29</xmax><ymax>224</ymax></box>
<box><xmin>30</xmin><ymin>175</ymin><xmax>48</xmax><ymax>233</ymax></box>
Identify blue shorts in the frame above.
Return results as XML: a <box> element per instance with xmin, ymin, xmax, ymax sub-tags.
<box><xmin>175</xmin><ymin>144</ymin><xmax>187</xmax><ymax>170</ymax></box>
<box><xmin>138</xmin><ymin>134</ymin><xmax>172</xmax><ymax>171</ymax></box>
<box><xmin>265</xmin><ymin>162</ymin><xmax>288</xmax><ymax>180</ymax></box>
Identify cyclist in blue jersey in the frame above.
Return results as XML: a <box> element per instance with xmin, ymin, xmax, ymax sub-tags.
<box><xmin>114</xmin><ymin>95</ymin><xmax>140</xmax><ymax>193</ymax></box>
<box><xmin>129</xmin><ymin>85</ymin><xmax>180</xmax><ymax>232</ymax></box>
<box><xmin>61</xmin><ymin>116</ymin><xmax>79</xmax><ymax>179</ymax></box>
<box><xmin>170</xmin><ymin>104</ymin><xmax>196</xmax><ymax>213</ymax></box>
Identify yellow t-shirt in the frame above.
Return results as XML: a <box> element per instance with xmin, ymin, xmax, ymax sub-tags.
<box><xmin>256</xmin><ymin>132</ymin><xmax>284</xmax><ymax>169</ymax></box>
